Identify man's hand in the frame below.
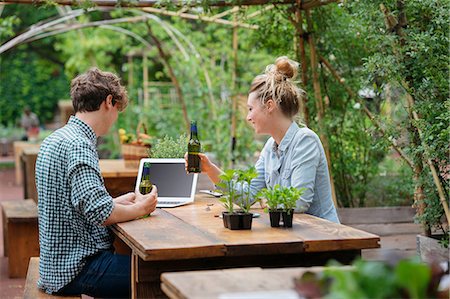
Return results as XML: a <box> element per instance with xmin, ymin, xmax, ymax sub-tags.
<box><xmin>113</xmin><ymin>192</ymin><xmax>135</xmax><ymax>205</ymax></box>
<box><xmin>135</xmin><ymin>185</ymin><xmax>158</xmax><ymax>216</ymax></box>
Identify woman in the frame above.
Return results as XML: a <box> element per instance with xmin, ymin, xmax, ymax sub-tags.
<box><xmin>198</xmin><ymin>56</ymin><xmax>339</xmax><ymax>223</ymax></box>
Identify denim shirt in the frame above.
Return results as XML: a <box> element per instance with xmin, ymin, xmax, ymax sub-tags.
<box><xmin>249</xmin><ymin>122</ymin><xmax>339</xmax><ymax>223</ymax></box>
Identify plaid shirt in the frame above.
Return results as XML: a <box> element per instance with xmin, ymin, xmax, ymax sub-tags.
<box><xmin>35</xmin><ymin>116</ymin><xmax>114</xmax><ymax>294</ymax></box>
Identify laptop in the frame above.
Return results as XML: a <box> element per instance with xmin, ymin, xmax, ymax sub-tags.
<box><xmin>135</xmin><ymin>158</ymin><xmax>199</xmax><ymax>208</ymax></box>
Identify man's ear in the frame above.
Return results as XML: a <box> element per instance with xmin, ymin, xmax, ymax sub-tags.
<box><xmin>105</xmin><ymin>95</ymin><xmax>114</xmax><ymax>108</ymax></box>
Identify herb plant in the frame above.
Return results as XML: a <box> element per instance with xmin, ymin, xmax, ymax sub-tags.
<box><xmin>149</xmin><ymin>134</ymin><xmax>187</xmax><ymax>159</ymax></box>
<box><xmin>217</xmin><ymin>167</ymin><xmax>258</xmax><ymax>214</ymax></box>
<box><xmin>257</xmin><ymin>184</ymin><xmax>282</xmax><ymax>213</ymax></box>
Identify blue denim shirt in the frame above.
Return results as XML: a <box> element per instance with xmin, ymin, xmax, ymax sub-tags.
<box><xmin>248</xmin><ymin>122</ymin><xmax>339</xmax><ymax>223</ymax></box>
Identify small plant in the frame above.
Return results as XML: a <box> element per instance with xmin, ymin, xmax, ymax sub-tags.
<box><xmin>280</xmin><ymin>186</ymin><xmax>306</xmax><ymax>215</ymax></box>
<box><xmin>257</xmin><ymin>184</ymin><xmax>283</xmax><ymax>213</ymax></box>
<box><xmin>217</xmin><ymin>167</ymin><xmax>258</xmax><ymax>213</ymax></box>
<box><xmin>235</xmin><ymin>167</ymin><xmax>258</xmax><ymax>213</ymax></box>
<box><xmin>150</xmin><ymin>134</ymin><xmax>187</xmax><ymax>158</ymax></box>
<box><xmin>217</xmin><ymin>169</ymin><xmax>240</xmax><ymax>214</ymax></box>
<box><xmin>217</xmin><ymin>167</ymin><xmax>258</xmax><ymax>230</ymax></box>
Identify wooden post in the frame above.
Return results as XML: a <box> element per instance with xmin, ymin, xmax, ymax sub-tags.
<box><xmin>305</xmin><ymin>9</ymin><xmax>337</xmax><ymax>207</ymax></box>
<box><xmin>143</xmin><ymin>53</ymin><xmax>149</xmax><ymax>108</ymax></box>
<box><xmin>128</xmin><ymin>53</ymin><xmax>134</xmax><ymax>91</ymax></box>
<box><xmin>294</xmin><ymin>2</ymin><xmax>310</xmax><ymax>126</ymax></box>
<box><xmin>230</xmin><ymin>9</ymin><xmax>239</xmax><ymax>168</ymax></box>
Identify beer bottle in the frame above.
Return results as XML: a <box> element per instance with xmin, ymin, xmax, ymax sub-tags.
<box><xmin>187</xmin><ymin>121</ymin><xmax>201</xmax><ymax>173</ymax></box>
<box><xmin>139</xmin><ymin>162</ymin><xmax>153</xmax><ymax>194</ymax></box>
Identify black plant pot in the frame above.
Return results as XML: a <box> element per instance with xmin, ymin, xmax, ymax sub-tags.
<box><xmin>282</xmin><ymin>209</ymin><xmax>295</xmax><ymax>228</ymax></box>
<box><xmin>222</xmin><ymin>211</ymin><xmax>253</xmax><ymax>230</ymax></box>
<box><xmin>269</xmin><ymin>209</ymin><xmax>283</xmax><ymax>227</ymax></box>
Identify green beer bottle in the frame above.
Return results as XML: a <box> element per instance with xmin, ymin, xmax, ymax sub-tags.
<box><xmin>187</xmin><ymin>121</ymin><xmax>201</xmax><ymax>173</ymax></box>
<box><xmin>139</xmin><ymin>162</ymin><xmax>153</xmax><ymax>194</ymax></box>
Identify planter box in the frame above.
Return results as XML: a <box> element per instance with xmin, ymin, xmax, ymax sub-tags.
<box><xmin>416</xmin><ymin>234</ymin><xmax>449</xmax><ymax>264</ymax></box>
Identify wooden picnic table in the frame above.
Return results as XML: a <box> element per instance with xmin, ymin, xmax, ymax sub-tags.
<box><xmin>161</xmin><ymin>266</ymin><xmax>351</xmax><ymax>299</ymax></box>
<box><xmin>112</xmin><ymin>195</ymin><xmax>380</xmax><ymax>299</ymax></box>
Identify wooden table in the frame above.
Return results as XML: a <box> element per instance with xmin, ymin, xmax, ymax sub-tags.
<box><xmin>99</xmin><ymin>159</ymin><xmax>138</xmax><ymax>197</ymax></box>
<box><xmin>112</xmin><ymin>195</ymin><xmax>380</xmax><ymax>299</ymax></box>
<box><xmin>161</xmin><ymin>266</ymin><xmax>351</xmax><ymax>299</ymax></box>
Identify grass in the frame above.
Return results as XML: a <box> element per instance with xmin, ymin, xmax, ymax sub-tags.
<box><xmin>0</xmin><ymin>161</ymin><xmax>15</xmax><ymax>170</ymax></box>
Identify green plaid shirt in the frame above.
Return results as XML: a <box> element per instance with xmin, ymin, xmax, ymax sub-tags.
<box><xmin>36</xmin><ymin>116</ymin><xmax>114</xmax><ymax>293</ymax></box>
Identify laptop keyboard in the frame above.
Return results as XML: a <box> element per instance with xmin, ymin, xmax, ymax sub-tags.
<box><xmin>158</xmin><ymin>201</ymin><xmax>184</xmax><ymax>205</ymax></box>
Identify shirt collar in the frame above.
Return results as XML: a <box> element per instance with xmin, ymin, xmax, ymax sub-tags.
<box><xmin>68</xmin><ymin>116</ymin><xmax>97</xmax><ymax>144</ymax></box>
<box><xmin>272</xmin><ymin>122</ymin><xmax>299</xmax><ymax>153</ymax></box>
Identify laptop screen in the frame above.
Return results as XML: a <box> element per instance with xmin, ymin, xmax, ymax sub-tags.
<box><xmin>135</xmin><ymin>158</ymin><xmax>198</xmax><ymax>200</ymax></box>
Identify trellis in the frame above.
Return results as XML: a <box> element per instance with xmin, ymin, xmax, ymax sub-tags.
<box><xmin>0</xmin><ymin>0</ymin><xmax>344</xmax><ymax>206</ymax></box>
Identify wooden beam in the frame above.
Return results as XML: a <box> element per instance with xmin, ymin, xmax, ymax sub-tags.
<box><xmin>0</xmin><ymin>0</ymin><xmax>339</xmax><ymax>9</ymax></box>
<box><xmin>142</xmin><ymin>7</ymin><xmax>259</xmax><ymax>29</ymax></box>
<box><xmin>210</xmin><ymin>6</ymin><xmax>239</xmax><ymax>20</ymax></box>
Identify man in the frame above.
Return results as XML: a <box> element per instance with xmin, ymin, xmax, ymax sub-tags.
<box><xmin>20</xmin><ymin>106</ymin><xmax>40</xmax><ymax>141</ymax></box>
<box><xmin>35</xmin><ymin>68</ymin><xmax>157</xmax><ymax>298</ymax></box>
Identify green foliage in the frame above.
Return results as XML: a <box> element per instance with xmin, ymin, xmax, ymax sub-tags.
<box><xmin>258</xmin><ymin>184</ymin><xmax>282</xmax><ymax>212</ymax></box>
<box><xmin>280</xmin><ymin>186</ymin><xmax>306</xmax><ymax>214</ymax></box>
<box><xmin>217</xmin><ymin>167</ymin><xmax>258</xmax><ymax>214</ymax></box>
<box><xmin>258</xmin><ymin>184</ymin><xmax>306</xmax><ymax>214</ymax></box>
<box><xmin>325</xmin><ymin>258</ymin><xmax>431</xmax><ymax>299</ymax></box>
<box><xmin>150</xmin><ymin>134</ymin><xmax>187</xmax><ymax>158</ymax></box>
<box><xmin>0</xmin><ymin>15</ymin><xmax>20</xmax><ymax>40</ymax></box>
<box><xmin>0</xmin><ymin>6</ymin><xmax>70</xmax><ymax>125</ymax></box>
<box><xmin>296</xmin><ymin>258</ymin><xmax>435</xmax><ymax>299</ymax></box>
<box><xmin>342</xmin><ymin>0</ymin><xmax>449</xmax><ymax>236</ymax></box>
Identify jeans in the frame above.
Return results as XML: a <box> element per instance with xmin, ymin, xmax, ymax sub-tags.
<box><xmin>56</xmin><ymin>251</ymin><xmax>131</xmax><ymax>298</ymax></box>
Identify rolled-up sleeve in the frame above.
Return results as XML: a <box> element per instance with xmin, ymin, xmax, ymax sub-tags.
<box><xmin>290</xmin><ymin>135</ymin><xmax>320</xmax><ymax>212</ymax></box>
<box><xmin>67</xmin><ymin>140</ymin><xmax>113</xmax><ymax>226</ymax></box>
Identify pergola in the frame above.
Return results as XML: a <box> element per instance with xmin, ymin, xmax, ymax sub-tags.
<box><xmin>0</xmin><ymin>0</ymin><xmax>345</xmax><ymax>206</ymax></box>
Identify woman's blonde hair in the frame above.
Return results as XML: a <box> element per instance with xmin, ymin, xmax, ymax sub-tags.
<box><xmin>249</xmin><ymin>56</ymin><xmax>306</xmax><ymax>119</ymax></box>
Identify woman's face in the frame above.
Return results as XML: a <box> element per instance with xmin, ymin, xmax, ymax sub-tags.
<box><xmin>246</xmin><ymin>92</ymin><xmax>270</xmax><ymax>134</ymax></box>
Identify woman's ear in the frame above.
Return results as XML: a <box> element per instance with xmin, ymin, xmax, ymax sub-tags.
<box><xmin>265</xmin><ymin>99</ymin><xmax>276</xmax><ymax>113</ymax></box>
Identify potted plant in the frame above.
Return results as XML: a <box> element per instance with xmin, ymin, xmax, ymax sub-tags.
<box><xmin>257</xmin><ymin>184</ymin><xmax>283</xmax><ymax>227</ymax></box>
<box><xmin>279</xmin><ymin>186</ymin><xmax>306</xmax><ymax>228</ymax></box>
<box><xmin>294</xmin><ymin>257</ymin><xmax>449</xmax><ymax>299</ymax></box>
<box><xmin>217</xmin><ymin>167</ymin><xmax>258</xmax><ymax>230</ymax></box>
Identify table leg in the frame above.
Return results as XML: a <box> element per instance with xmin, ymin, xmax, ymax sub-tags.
<box><xmin>131</xmin><ymin>254</ymin><xmax>137</xmax><ymax>299</ymax></box>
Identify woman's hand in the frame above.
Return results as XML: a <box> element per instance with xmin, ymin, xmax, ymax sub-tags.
<box><xmin>184</xmin><ymin>152</ymin><xmax>223</xmax><ymax>185</ymax></box>
<box><xmin>184</xmin><ymin>152</ymin><xmax>214</xmax><ymax>173</ymax></box>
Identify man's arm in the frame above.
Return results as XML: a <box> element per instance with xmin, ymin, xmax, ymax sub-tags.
<box><xmin>103</xmin><ymin>187</ymin><xmax>158</xmax><ymax>226</ymax></box>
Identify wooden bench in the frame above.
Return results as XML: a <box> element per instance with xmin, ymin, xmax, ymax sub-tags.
<box><xmin>338</xmin><ymin>206</ymin><xmax>422</xmax><ymax>260</ymax></box>
<box><xmin>1</xmin><ymin>199</ymin><xmax>39</xmax><ymax>278</ymax></box>
<box><xmin>24</xmin><ymin>257</ymin><xmax>80</xmax><ymax>299</ymax></box>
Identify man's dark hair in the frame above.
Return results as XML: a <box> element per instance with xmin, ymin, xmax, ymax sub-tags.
<box><xmin>70</xmin><ymin>68</ymin><xmax>128</xmax><ymax>113</ymax></box>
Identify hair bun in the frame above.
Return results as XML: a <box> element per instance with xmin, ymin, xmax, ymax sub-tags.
<box><xmin>275</xmin><ymin>56</ymin><xmax>298</xmax><ymax>79</ymax></box>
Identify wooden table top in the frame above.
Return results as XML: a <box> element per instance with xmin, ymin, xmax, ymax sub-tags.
<box><xmin>112</xmin><ymin>195</ymin><xmax>380</xmax><ymax>262</ymax></box>
<box><xmin>99</xmin><ymin>159</ymin><xmax>138</xmax><ymax>178</ymax></box>
<box><xmin>161</xmin><ymin>266</ymin><xmax>351</xmax><ymax>299</ymax></box>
